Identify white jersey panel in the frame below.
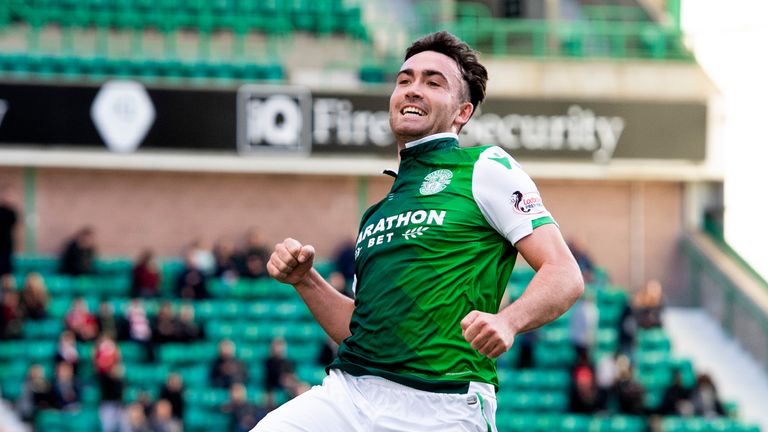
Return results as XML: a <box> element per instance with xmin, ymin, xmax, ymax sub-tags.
<box><xmin>472</xmin><ymin>146</ymin><xmax>553</xmax><ymax>245</ymax></box>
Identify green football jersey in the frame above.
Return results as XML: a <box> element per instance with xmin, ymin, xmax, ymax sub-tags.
<box><xmin>329</xmin><ymin>133</ymin><xmax>555</xmax><ymax>393</ymax></box>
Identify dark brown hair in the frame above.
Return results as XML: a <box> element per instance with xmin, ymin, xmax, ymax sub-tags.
<box><xmin>404</xmin><ymin>31</ymin><xmax>488</xmax><ymax>113</ymax></box>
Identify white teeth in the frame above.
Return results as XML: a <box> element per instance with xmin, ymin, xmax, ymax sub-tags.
<box><xmin>401</xmin><ymin>106</ymin><xmax>426</xmax><ymax>116</ymax></box>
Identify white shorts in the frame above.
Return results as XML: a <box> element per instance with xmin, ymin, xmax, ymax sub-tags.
<box><xmin>252</xmin><ymin>369</ymin><xmax>498</xmax><ymax>432</ymax></box>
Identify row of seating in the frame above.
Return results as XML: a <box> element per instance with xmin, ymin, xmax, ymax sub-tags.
<box><xmin>0</xmin><ymin>53</ymin><xmax>285</xmax><ymax>82</ymax></box>
<box><xmin>6</xmin><ymin>0</ymin><xmax>368</xmax><ymax>38</ymax></box>
<box><xmin>495</xmin><ymin>413</ymin><xmax>760</xmax><ymax>432</ymax></box>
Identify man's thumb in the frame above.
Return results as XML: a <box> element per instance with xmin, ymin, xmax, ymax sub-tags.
<box><xmin>297</xmin><ymin>245</ymin><xmax>315</xmax><ymax>264</ymax></box>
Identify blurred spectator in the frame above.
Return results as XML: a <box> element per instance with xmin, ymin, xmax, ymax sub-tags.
<box><xmin>121</xmin><ymin>402</ymin><xmax>151</xmax><ymax>432</ymax></box>
<box><xmin>515</xmin><ymin>330</ymin><xmax>537</xmax><ymax>369</ymax></box>
<box><xmin>210</xmin><ymin>339</ymin><xmax>249</xmax><ymax>389</ymax></box>
<box><xmin>568</xmin><ymin>236</ymin><xmax>595</xmax><ymax>284</ymax></box>
<box><xmin>99</xmin><ymin>363</ymin><xmax>125</xmax><ymax>432</ymax></box>
<box><xmin>177</xmin><ymin>304</ymin><xmax>202</xmax><ymax>341</ymax></box>
<box><xmin>220</xmin><ymin>383</ymin><xmax>269</xmax><ymax>432</ymax></box>
<box><xmin>328</xmin><ymin>271</ymin><xmax>352</xmax><ymax>299</ymax></box>
<box><xmin>0</xmin><ymin>184</ymin><xmax>18</xmax><ymax>278</ymax></box>
<box><xmin>595</xmin><ymin>351</ymin><xmax>620</xmax><ymax>412</ymax></box>
<box><xmin>264</xmin><ymin>338</ymin><xmax>307</xmax><ymax>399</ymax></box>
<box><xmin>238</xmin><ymin>228</ymin><xmax>269</xmax><ymax>279</ymax></box>
<box><xmin>569</xmin><ymin>350</ymin><xmax>598</xmax><ymax>413</ymax></box>
<box><xmin>131</xmin><ymin>250</ymin><xmax>161</xmax><ymax>299</ymax></box>
<box><xmin>59</xmin><ymin>226</ymin><xmax>97</xmax><ymax>276</ymax></box>
<box><xmin>152</xmin><ymin>302</ymin><xmax>179</xmax><ymax>344</ymax></box>
<box><xmin>690</xmin><ymin>373</ymin><xmax>726</xmax><ymax>417</ymax></box>
<box><xmin>658</xmin><ymin>369</ymin><xmax>693</xmax><ymax>416</ymax></box>
<box><xmin>615</xmin><ymin>355</ymin><xmax>645</xmax><ymax>415</ymax></box>
<box><xmin>176</xmin><ymin>251</ymin><xmax>208</xmax><ymax>300</ymax></box>
<box><xmin>569</xmin><ymin>290</ymin><xmax>598</xmax><ymax>358</ymax></box>
<box><xmin>134</xmin><ymin>391</ymin><xmax>154</xmax><ymax>419</ymax></box>
<box><xmin>213</xmin><ymin>237</ymin><xmax>240</xmax><ymax>281</ymax></box>
<box><xmin>54</xmin><ymin>330</ymin><xmax>80</xmax><ymax>374</ymax></box>
<box><xmin>617</xmin><ymin>297</ymin><xmax>637</xmax><ymax>357</ymax></box>
<box><xmin>97</xmin><ymin>300</ymin><xmax>124</xmax><ymax>340</ymax></box>
<box><xmin>0</xmin><ymin>289</ymin><xmax>24</xmax><ymax>339</ymax></box>
<box><xmin>126</xmin><ymin>299</ymin><xmax>153</xmax><ymax>360</ymax></box>
<box><xmin>94</xmin><ymin>334</ymin><xmax>122</xmax><ymax>377</ymax></box>
<box><xmin>159</xmin><ymin>373</ymin><xmax>184</xmax><ymax>422</ymax></box>
<box><xmin>50</xmin><ymin>362</ymin><xmax>81</xmax><ymax>410</ymax></box>
<box><xmin>20</xmin><ymin>272</ymin><xmax>49</xmax><ymax>320</ymax></box>
<box><xmin>317</xmin><ymin>336</ymin><xmax>338</xmax><ymax>366</ymax></box>
<box><xmin>65</xmin><ymin>296</ymin><xmax>99</xmax><ymax>341</ymax></box>
<box><xmin>149</xmin><ymin>399</ymin><xmax>182</xmax><ymax>432</ymax></box>
<box><xmin>333</xmin><ymin>237</ymin><xmax>356</xmax><ymax>283</ymax></box>
<box><xmin>16</xmin><ymin>364</ymin><xmax>51</xmax><ymax>424</ymax></box>
<box><xmin>634</xmin><ymin>279</ymin><xmax>665</xmax><ymax>329</ymax></box>
<box><xmin>189</xmin><ymin>238</ymin><xmax>215</xmax><ymax>276</ymax></box>
<box><xmin>1</xmin><ymin>273</ymin><xmax>16</xmax><ymax>292</ymax></box>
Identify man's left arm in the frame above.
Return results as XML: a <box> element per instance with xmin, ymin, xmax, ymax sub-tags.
<box><xmin>461</xmin><ymin>223</ymin><xmax>584</xmax><ymax>359</ymax></box>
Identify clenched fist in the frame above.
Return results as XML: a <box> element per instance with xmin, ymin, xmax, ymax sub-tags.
<box><xmin>267</xmin><ymin>238</ymin><xmax>316</xmax><ymax>286</ymax></box>
<box><xmin>460</xmin><ymin>310</ymin><xmax>515</xmax><ymax>359</ymax></box>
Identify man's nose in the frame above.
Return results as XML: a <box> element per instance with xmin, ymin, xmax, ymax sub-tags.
<box><xmin>405</xmin><ymin>82</ymin><xmax>424</xmax><ymax>99</ymax></box>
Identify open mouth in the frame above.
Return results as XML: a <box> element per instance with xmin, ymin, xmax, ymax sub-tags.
<box><xmin>400</xmin><ymin>106</ymin><xmax>426</xmax><ymax>117</ymax></box>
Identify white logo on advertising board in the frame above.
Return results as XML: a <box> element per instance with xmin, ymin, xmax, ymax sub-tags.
<box><xmin>91</xmin><ymin>80</ymin><xmax>155</xmax><ymax>153</ymax></box>
<box><xmin>237</xmin><ymin>86</ymin><xmax>311</xmax><ymax>155</ymax></box>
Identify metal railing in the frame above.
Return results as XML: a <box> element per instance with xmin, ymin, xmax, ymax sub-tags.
<box><xmin>681</xmin><ymin>233</ymin><xmax>768</xmax><ymax>372</ymax></box>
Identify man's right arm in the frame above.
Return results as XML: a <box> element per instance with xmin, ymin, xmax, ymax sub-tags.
<box><xmin>267</xmin><ymin>238</ymin><xmax>355</xmax><ymax>345</ymax></box>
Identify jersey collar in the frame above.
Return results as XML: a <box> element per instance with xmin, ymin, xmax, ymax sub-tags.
<box><xmin>400</xmin><ymin>133</ymin><xmax>460</xmax><ymax>158</ymax></box>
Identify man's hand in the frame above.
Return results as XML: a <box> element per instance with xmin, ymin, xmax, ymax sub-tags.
<box><xmin>267</xmin><ymin>238</ymin><xmax>316</xmax><ymax>286</ymax></box>
<box><xmin>460</xmin><ymin>310</ymin><xmax>516</xmax><ymax>359</ymax></box>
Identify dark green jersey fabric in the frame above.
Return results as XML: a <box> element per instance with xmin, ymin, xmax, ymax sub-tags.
<box><xmin>329</xmin><ymin>133</ymin><xmax>555</xmax><ymax>393</ymax></box>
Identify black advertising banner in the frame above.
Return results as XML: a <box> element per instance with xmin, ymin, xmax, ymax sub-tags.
<box><xmin>0</xmin><ymin>82</ymin><xmax>235</xmax><ymax>153</ymax></box>
<box><xmin>0</xmin><ymin>81</ymin><xmax>707</xmax><ymax>162</ymax></box>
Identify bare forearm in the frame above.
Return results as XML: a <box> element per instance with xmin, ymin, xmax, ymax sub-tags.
<box><xmin>293</xmin><ymin>268</ymin><xmax>355</xmax><ymax>345</ymax></box>
<box><xmin>500</xmin><ymin>261</ymin><xmax>583</xmax><ymax>334</ymax></box>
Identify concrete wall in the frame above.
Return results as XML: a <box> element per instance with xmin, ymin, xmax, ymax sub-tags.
<box><xmin>0</xmin><ymin>166</ymin><xmax>683</xmax><ymax>293</ymax></box>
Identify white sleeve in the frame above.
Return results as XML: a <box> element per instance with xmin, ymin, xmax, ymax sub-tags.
<box><xmin>472</xmin><ymin>146</ymin><xmax>555</xmax><ymax>245</ymax></box>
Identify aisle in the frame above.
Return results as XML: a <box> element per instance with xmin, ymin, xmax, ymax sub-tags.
<box><xmin>664</xmin><ymin>308</ymin><xmax>768</xmax><ymax>431</ymax></box>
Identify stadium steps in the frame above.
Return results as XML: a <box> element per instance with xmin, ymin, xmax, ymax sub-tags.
<box><xmin>664</xmin><ymin>308</ymin><xmax>768</xmax><ymax>431</ymax></box>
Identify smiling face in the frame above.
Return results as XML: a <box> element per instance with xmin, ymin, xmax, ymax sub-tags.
<box><xmin>389</xmin><ymin>51</ymin><xmax>474</xmax><ymax>147</ymax></box>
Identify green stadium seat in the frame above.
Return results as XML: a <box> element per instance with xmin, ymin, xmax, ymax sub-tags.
<box><xmin>560</xmin><ymin>414</ymin><xmax>591</xmax><ymax>432</ymax></box>
<box><xmin>177</xmin><ymin>364</ymin><xmax>210</xmax><ymax>388</ymax></box>
<box><xmin>0</xmin><ymin>341</ymin><xmax>27</xmax><ymax>360</ymax></box>
<box><xmin>35</xmin><ymin>410</ymin><xmax>63</xmax><ymax>430</ymax></box>
<box><xmin>94</xmin><ymin>257</ymin><xmax>133</xmax><ymax>275</ymax></box>
<box><xmin>296</xmin><ymin>364</ymin><xmax>326</xmax><ymax>386</ymax></box>
<box><xmin>124</xmin><ymin>362</ymin><xmax>170</xmax><ymax>387</ymax></box>
<box><xmin>23</xmin><ymin>318</ymin><xmax>64</xmax><ymax>339</ymax></box>
<box><xmin>27</xmin><ymin>341</ymin><xmax>57</xmax><ymax>362</ymax></box>
<box><xmin>184</xmin><ymin>408</ymin><xmax>230</xmax><ymax>432</ymax></box>
<box><xmin>13</xmin><ymin>254</ymin><xmax>59</xmax><ymax>275</ymax></box>
<box><xmin>124</xmin><ymin>385</ymin><xmax>159</xmax><ymax>402</ymax></box>
<box><xmin>118</xmin><ymin>342</ymin><xmax>146</xmax><ymax>362</ymax></box>
<box><xmin>637</xmin><ymin>328</ymin><xmax>671</xmax><ymax>351</ymax></box>
<box><xmin>158</xmin><ymin>342</ymin><xmax>218</xmax><ymax>365</ymax></box>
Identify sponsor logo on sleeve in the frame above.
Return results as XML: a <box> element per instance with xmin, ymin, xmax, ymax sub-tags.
<box><xmin>510</xmin><ymin>191</ymin><xmax>545</xmax><ymax>215</ymax></box>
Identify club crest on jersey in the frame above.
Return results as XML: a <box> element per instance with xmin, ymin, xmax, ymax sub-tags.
<box><xmin>511</xmin><ymin>191</ymin><xmax>545</xmax><ymax>215</ymax></box>
<box><xmin>419</xmin><ymin>169</ymin><xmax>453</xmax><ymax>195</ymax></box>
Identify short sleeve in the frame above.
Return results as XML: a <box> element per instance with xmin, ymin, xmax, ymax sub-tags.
<box><xmin>472</xmin><ymin>146</ymin><xmax>556</xmax><ymax>245</ymax></box>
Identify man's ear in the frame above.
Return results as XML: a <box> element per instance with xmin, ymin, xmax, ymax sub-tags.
<box><xmin>453</xmin><ymin>101</ymin><xmax>474</xmax><ymax>130</ymax></box>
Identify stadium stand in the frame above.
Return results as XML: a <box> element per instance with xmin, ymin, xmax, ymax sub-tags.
<box><xmin>0</xmin><ymin>251</ymin><xmax>762</xmax><ymax>431</ymax></box>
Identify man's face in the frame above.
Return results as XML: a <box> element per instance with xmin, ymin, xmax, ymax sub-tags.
<box><xmin>389</xmin><ymin>51</ymin><xmax>472</xmax><ymax>145</ymax></box>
